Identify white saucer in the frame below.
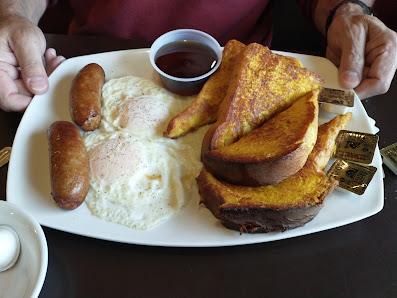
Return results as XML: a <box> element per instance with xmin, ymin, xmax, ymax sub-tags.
<box><xmin>0</xmin><ymin>201</ymin><xmax>48</xmax><ymax>298</ymax></box>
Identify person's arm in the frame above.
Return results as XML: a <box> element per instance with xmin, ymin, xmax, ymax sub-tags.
<box><xmin>0</xmin><ymin>0</ymin><xmax>47</xmax><ymax>25</ymax></box>
<box><xmin>0</xmin><ymin>0</ymin><xmax>64</xmax><ymax>112</ymax></box>
<box><xmin>310</xmin><ymin>0</ymin><xmax>397</xmax><ymax>99</ymax></box>
<box><xmin>312</xmin><ymin>0</ymin><xmax>374</xmax><ymax>35</ymax></box>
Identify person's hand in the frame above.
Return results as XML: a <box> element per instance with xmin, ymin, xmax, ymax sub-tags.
<box><xmin>326</xmin><ymin>12</ymin><xmax>397</xmax><ymax>99</ymax></box>
<box><xmin>0</xmin><ymin>15</ymin><xmax>65</xmax><ymax>112</ymax></box>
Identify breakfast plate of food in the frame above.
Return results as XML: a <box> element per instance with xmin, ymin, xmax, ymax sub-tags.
<box><xmin>6</xmin><ymin>43</ymin><xmax>383</xmax><ymax>247</ymax></box>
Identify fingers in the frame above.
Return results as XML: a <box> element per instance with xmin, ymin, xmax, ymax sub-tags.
<box><xmin>337</xmin><ymin>30</ymin><xmax>366</xmax><ymax>90</ymax></box>
<box><xmin>354</xmin><ymin>50</ymin><xmax>396</xmax><ymax>99</ymax></box>
<box><xmin>0</xmin><ymin>47</ymin><xmax>66</xmax><ymax>112</ymax></box>
<box><xmin>10</xmin><ymin>29</ymin><xmax>49</xmax><ymax>95</ymax></box>
<box><xmin>0</xmin><ymin>18</ymin><xmax>60</xmax><ymax>111</ymax></box>
<box><xmin>326</xmin><ymin>15</ymin><xmax>367</xmax><ymax>90</ymax></box>
<box><xmin>44</xmin><ymin>48</ymin><xmax>65</xmax><ymax>76</ymax></box>
<box><xmin>326</xmin><ymin>14</ymin><xmax>397</xmax><ymax>99</ymax></box>
<box><xmin>326</xmin><ymin>47</ymin><xmax>341</xmax><ymax>68</ymax></box>
<box><xmin>327</xmin><ymin>26</ymin><xmax>367</xmax><ymax>92</ymax></box>
<box><xmin>0</xmin><ymin>70</ymin><xmax>32</xmax><ymax>112</ymax></box>
<box><xmin>15</xmin><ymin>79</ymin><xmax>33</xmax><ymax>97</ymax></box>
<box><xmin>351</xmin><ymin>20</ymin><xmax>397</xmax><ymax>99</ymax></box>
<box><xmin>0</xmin><ymin>62</ymin><xmax>19</xmax><ymax>79</ymax></box>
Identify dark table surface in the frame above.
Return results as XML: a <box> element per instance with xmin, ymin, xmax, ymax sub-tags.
<box><xmin>1</xmin><ymin>33</ymin><xmax>396</xmax><ymax>298</ymax></box>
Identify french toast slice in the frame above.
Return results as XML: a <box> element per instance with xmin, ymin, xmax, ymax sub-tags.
<box><xmin>196</xmin><ymin>112</ymin><xmax>352</xmax><ymax>233</ymax></box>
<box><xmin>196</xmin><ymin>163</ymin><xmax>337</xmax><ymax>233</ymax></box>
<box><xmin>201</xmin><ymin>43</ymin><xmax>324</xmax><ymax>154</ymax></box>
<box><xmin>164</xmin><ymin>40</ymin><xmax>246</xmax><ymax>139</ymax></box>
<box><xmin>203</xmin><ymin>90</ymin><xmax>319</xmax><ymax>186</ymax></box>
<box><xmin>308</xmin><ymin>112</ymin><xmax>352</xmax><ymax>170</ymax></box>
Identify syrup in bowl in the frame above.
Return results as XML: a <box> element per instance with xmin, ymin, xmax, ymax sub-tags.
<box><xmin>155</xmin><ymin>40</ymin><xmax>218</xmax><ymax>79</ymax></box>
<box><xmin>150</xmin><ymin>29</ymin><xmax>222</xmax><ymax>96</ymax></box>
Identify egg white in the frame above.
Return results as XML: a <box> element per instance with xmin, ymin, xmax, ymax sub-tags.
<box><xmin>83</xmin><ymin>76</ymin><xmax>207</xmax><ymax>230</ymax></box>
<box><xmin>101</xmin><ymin>75</ymin><xmax>195</xmax><ymax>140</ymax></box>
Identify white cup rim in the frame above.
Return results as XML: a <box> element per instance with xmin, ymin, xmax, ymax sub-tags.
<box><xmin>150</xmin><ymin>29</ymin><xmax>222</xmax><ymax>82</ymax></box>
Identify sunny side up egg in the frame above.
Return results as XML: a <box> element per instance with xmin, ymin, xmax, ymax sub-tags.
<box><xmin>83</xmin><ymin>76</ymin><xmax>207</xmax><ymax>230</ymax></box>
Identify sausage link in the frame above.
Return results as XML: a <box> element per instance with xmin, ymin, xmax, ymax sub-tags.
<box><xmin>48</xmin><ymin>121</ymin><xmax>90</xmax><ymax>210</ymax></box>
<box><xmin>69</xmin><ymin>63</ymin><xmax>105</xmax><ymax>131</ymax></box>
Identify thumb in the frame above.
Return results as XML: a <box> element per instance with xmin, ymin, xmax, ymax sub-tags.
<box><xmin>338</xmin><ymin>34</ymin><xmax>366</xmax><ymax>89</ymax></box>
<box><xmin>12</xmin><ymin>34</ymin><xmax>49</xmax><ymax>95</ymax></box>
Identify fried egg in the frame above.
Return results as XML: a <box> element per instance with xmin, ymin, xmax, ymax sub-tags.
<box><xmin>101</xmin><ymin>75</ymin><xmax>193</xmax><ymax>139</ymax></box>
<box><xmin>83</xmin><ymin>76</ymin><xmax>207</xmax><ymax>230</ymax></box>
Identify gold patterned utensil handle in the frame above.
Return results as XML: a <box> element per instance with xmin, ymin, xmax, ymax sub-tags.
<box><xmin>0</xmin><ymin>147</ymin><xmax>12</xmax><ymax>168</ymax></box>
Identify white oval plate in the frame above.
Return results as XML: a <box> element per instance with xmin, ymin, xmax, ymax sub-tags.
<box><xmin>6</xmin><ymin>49</ymin><xmax>383</xmax><ymax>247</ymax></box>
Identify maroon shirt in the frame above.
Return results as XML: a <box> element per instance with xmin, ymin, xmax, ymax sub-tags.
<box><xmin>47</xmin><ymin>0</ymin><xmax>319</xmax><ymax>46</ymax></box>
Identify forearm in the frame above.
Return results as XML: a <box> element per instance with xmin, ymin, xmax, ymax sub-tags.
<box><xmin>0</xmin><ymin>0</ymin><xmax>47</xmax><ymax>24</ymax></box>
<box><xmin>313</xmin><ymin>0</ymin><xmax>375</xmax><ymax>35</ymax></box>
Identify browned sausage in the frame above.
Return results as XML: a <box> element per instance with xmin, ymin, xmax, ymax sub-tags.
<box><xmin>48</xmin><ymin>121</ymin><xmax>90</xmax><ymax>210</ymax></box>
<box><xmin>69</xmin><ymin>63</ymin><xmax>105</xmax><ymax>131</ymax></box>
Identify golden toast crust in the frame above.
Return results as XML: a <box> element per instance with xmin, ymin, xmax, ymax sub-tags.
<box><xmin>308</xmin><ymin>112</ymin><xmax>352</xmax><ymax>170</ymax></box>
<box><xmin>201</xmin><ymin>43</ymin><xmax>324</xmax><ymax>155</ymax></box>
<box><xmin>196</xmin><ymin>112</ymin><xmax>352</xmax><ymax>233</ymax></box>
<box><xmin>164</xmin><ymin>40</ymin><xmax>246</xmax><ymax>139</ymax></box>
<box><xmin>203</xmin><ymin>90</ymin><xmax>319</xmax><ymax>186</ymax></box>
<box><xmin>196</xmin><ymin>164</ymin><xmax>337</xmax><ymax>233</ymax></box>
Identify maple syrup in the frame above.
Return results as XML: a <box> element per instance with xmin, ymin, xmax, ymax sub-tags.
<box><xmin>155</xmin><ymin>40</ymin><xmax>218</xmax><ymax>78</ymax></box>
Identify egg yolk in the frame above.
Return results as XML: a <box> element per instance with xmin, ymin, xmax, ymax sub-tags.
<box><xmin>118</xmin><ymin>95</ymin><xmax>169</xmax><ymax>135</ymax></box>
<box><xmin>89</xmin><ymin>138</ymin><xmax>141</xmax><ymax>185</ymax></box>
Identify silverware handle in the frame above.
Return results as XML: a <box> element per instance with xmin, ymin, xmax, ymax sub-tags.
<box><xmin>0</xmin><ymin>147</ymin><xmax>12</xmax><ymax>168</ymax></box>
